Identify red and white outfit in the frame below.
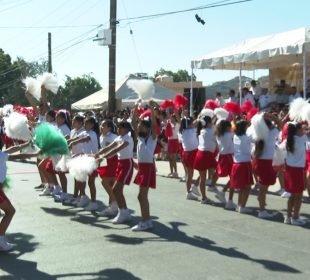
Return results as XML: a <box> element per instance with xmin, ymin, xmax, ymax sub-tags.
<box><xmin>167</xmin><ymin>123</ymin><xmax>180</xmax><ymax>154</ymax></box>
<box><xmin>115</xmin><ymin>133</ymin><xmax>134</xmax><ymax>185</ymax></box>
<box><xmin>216</xmin><ymin>131</ymin><xmax>234</xmax><ymax>177</ymax></box>
<box><xmin>0</xmin><ymin>152</ymin><xmax>9</xmax><ymax>204</ymax></box>
<box><xmin>252</xmin><ymin>128</ymin><xmax>279</xmax><ymax>186</ymax></box>
<box><xmin>181</xmin><ymin>128</ymin><xmax>198</xmax><ymax>168</ymax></box>
<box><xmin>230</xmin><ymin>135</ymin><xmax>254</xmax><ymax>189</ymax></box>
<box><xmin>134</xmin><ymin>135</ymin><xmax>157</xmax><ymax>188</ymax></box>
<box><xmin>98</xmin><ymin>132</ymin><xmax>118</xmax><ymax>178</ymax></box>
<box><xmin>194</xmin><ymin>128</ymin><xmax>217</xmax><ymax>171</ymax></box>
<box><xmin>284</xmin><ymin>135</ymin><xmax>307</xmax><ymax>193</ymax></box>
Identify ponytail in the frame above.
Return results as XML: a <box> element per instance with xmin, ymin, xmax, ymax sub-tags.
<box><xmin>254</xmin><ymin>140</ymin><xmax>264</xmax><ymax>158</ymax></box>
<box><xmin>286</xmin><ymin>123</ymin><xmax>301</xmax><ymax>153</ymax></box>
<box><xmin>197</xmin><ymin>115</ymin><xmax>211</xmax><ymax>136</ymax></box>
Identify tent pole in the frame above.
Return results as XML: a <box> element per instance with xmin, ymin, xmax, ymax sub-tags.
<box><xmin>239</xmin><ymin>64</ymin><xmax>242</xmax><ymax>106</ymax></box>
<box><xmin>190</xmin><ymin>67</ymin><xmax>194</xmax><ymax>116</ymax></box>
<box><xmin>303</xmin><ymin>44</ymin><xmax>307</xmax><ymax>100</ymax></box>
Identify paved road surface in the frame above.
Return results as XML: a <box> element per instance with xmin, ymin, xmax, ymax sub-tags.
<box><xmin>0</xmin><ymin>160</ymin><xmax>310</xmax><ymax>280</ymax></box>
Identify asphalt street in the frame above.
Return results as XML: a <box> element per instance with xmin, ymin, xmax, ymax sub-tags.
<box><xmin>0</xmin><ymin>159</ymin><xmax>310</xmax><ymax>280</ymax></box>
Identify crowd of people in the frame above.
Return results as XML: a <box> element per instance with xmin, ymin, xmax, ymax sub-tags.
<box><xmin>0</xmin><ymin>81</ymin><xmax>309</xmax><ymax>252</ymax></box>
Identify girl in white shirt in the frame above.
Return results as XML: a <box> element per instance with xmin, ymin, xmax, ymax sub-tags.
<box><xmin>167</xmin><ymin>114</ymin><xmax>180</xmax><ymax>178</ymax></box>
<box><xmin>211</xmin><ymin>120</ymin><xmax>235</xmax><ymax>208</ymax></box>
<box><xmin>193</xmin><ymin>116</ymin><xmax>217</xmax><ymax>204</ymax></box>
<box><xmin>69</xmin><ymin>117</ymin><xmax>100</xmax><ymax>211</ymax></box>
<box><xmin>66</xmin><ymin>115</ymin><xmax>85</xmax><ymax>204</ymax></box>
<box><xmin>38</xmin><ymin>110</ymin><xmax>58</xmax><ymax>196</ymax></box>
<box><xmin>96</xmin><ymin>119</ymin><xmax>118</xmax><ymax>217</ymax></box>
<box><xmin>252</xmin><ymin>113</ymin><xmax>281</xmax><ymax>219</ymax></box>
<box><xmin>230</xmin><ymin>120</ymin><xmax>254</xmax><ymax>213</ymax></box>
<box><xmin>180</xmin><ymin>117</ymin><xmax>198</xmax><ymax>200</ymax></box>
<box><xmin>131</xmin><ymin>103</ymin><xmax>157</xmax><ymax>231</ymax></box>
<box><xmin>98</xmin><ymin>121</ymin><xmax>134</xmax><ymax>224</ymax></box>
<box><xmin>283</xmin><ymin>122</ymin><xmax>307</xmax><ymax>226</ymax></box>
<box><xmin>47</xmin><ymin>111</ymin><xmax>71</xmax><ymax>199</ymax></box>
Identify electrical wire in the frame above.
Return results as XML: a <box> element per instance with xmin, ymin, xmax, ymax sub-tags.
<box><xmin>118</xmin><ymin>0</ymin><xmax>252</xmax><ymax>23</ymax></box>
<box><xmin>121</xmin><ymin>0</ymin><xmax>143</xmax><ymax>72</ymax></box>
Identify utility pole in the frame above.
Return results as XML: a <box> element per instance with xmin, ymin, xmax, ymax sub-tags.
<box><xmin>48</xmin><ymin>32</ymin><xmax>52</xmax><ymax>73</ymax></box>
<box><xmin>108</xmin><ymin>0</ymin><xmax>117</xmax><ymax>112</ymax></box>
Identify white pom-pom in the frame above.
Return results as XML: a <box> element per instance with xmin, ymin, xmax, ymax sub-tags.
<box><xmin>247</xmin><ymin>113</ymin><xmax>269</xmax><ymax>141</ymax></box>
<box><xmin>67</xmin><ymin>155</ymin><xmax>98</xmax><ymax>182</ymax></box>
<box><xmin>126</xmin><ymin>79</ymin><xmax>155</xmax><ymax>100</ymax></box>
<box><xmin>200</xmin><ymin>108</ymin><xmax>214</xmax><ymax>118</ymax></box>
<box><xmin>23</xmin><ymin>77</ymin><xmax>41</xmax><ymax>100</ymax></box>
<box><xmin>272</xmin><ymin>142</ymin><xmax>287</xmax><ymax>167</ymax></box>
<box><xmin>38</xmin><ymin>72</ymin><xmax>59</xmax><ymax>94</ymax></box>
<box><xmin>4</xmin><ymin>112</ymin><xmax>32</xmax><ymax>141</ymax></box>
<box><xmin>55</xmin><ymin>155</ymin><xmax>70</xmax><ymax>173</ymax></box>
<box><xmin>289</xmin><ymin>98</ymin><xmax>308</xmax><ymax>122</ymax></box>
<box><xmin>3</xmin><ymin>104</ymin><xmax>14</xmax><ymax>116</ymax></box>
<box><xmin>300</xmin><ymin>103</ymin><xmax>310</xmax><ymax>124</ymax></box>
<box><xmin>214</xmin><ymin>108</ymin><xmax>229</xmax><ymax>120</ymax></box>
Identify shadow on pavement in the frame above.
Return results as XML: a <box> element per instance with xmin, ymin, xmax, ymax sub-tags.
<box><xmin>0</xmin><ymin>233</ymin><xmax>141</xmax><ymax>280</ymax></box>
<box><xmin>105</xmin><ymin>221</ymin><xmax>301</xmax><ymax>274</ymax></box>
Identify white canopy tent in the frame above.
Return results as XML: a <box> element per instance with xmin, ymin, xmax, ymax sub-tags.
<box><xmin>190</xmin><ymin>27</ymin><xmax>310</xmax><ymax>110</ymax></box>
<box><xmin>71</xmin><ymin>75</ymin><xmax>179</xmax><ymax>110</ymax></box>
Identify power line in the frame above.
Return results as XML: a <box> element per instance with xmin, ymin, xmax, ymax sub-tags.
<box><xmin>0</xmin><ymin>0</ymin><xmax>33</xmax><ymax>14</ymax></box>
<box><xmin>0</xmin><ymin>24</ymin><xmax>103</xmax><ymax>29</ymax></box>
<box><xmin>118</xmin><ymin>0</ymin><xmax>252</xmax><ymax>22</ymax></box>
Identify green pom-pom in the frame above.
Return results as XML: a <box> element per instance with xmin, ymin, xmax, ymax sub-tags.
<box><xmin>33</xmin><ymin>123</ymin><xmax>69</xmax><ymax>157</ymax></box>
<box><xmin>3</xmin><ymin>176</ymin><xmax>12</xmax><ymax>192</ymax></box>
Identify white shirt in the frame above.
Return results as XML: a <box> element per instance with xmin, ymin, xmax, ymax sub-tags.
<box><xmin>228</xmin><ymin>96</ymin><xmax>238</xmax><ymax>104</ymax></box>
<box><xmin>137</xmin><ymin>136</ymin><xmax>157</xmax><ymax>163</ymax></box>
<box><xmin>242</xmin><ymin>93</ymin><xmax>255</xmax><ymax>107</ymax></box>
<box><xmin>70</xmin><ymin>127</ymin><xmax>85</xmax><ymax>155</ymax></box>
<box><xmin>260</xmin><ymin>128</ymin><xmax>279</xmax><ymax>160</ymax></box>
<box><xmin>115</xmin><ymin>133</ymin><xmax>134</xmax><ymax>160</ymax></box>
<box><xmin>0</xmin><ymin>151</ymin><xmax>9</xmax><ymax>184</ymax></box>
<box><xmin>58</xmin><ymin>124</ymin><xmax>71</xmax><ymax>137</ymax></box>
<box><xmin>100</xmin><ymin>132</ymin><xmax>117</xmax><ymax>149</ymax></box>
<box><xmin>182</xmin><ymin>128</ymin><xmax>198</xmax><ymax>152</ymax></box>
<box><xmin>217</xmin><ymin>131</ymin><xmax>234</xmax><ymax>155</ymax></box>
<box><xmin>82</xmin><ymin>130</ymin><xmax>99</xmax><ymax>154</ymax></box>
<box><xmin>250</xmin><ymin>86</ymin><xmax>261</xmax><ymax>99</ymax></box>
<box><xmin>286</xmin><ymin>135</ymin><xmax>307</xmax><ymax>168</ymax></box>
<box><xmin>233</xmin><ymin>135</ymin><xmax>253</xmax><ymax>163</ymax></box>
<box><xmin>215</xmin><ymin>97</ymin><xmax>225</xmax><ymax>106</ymax></box>
<box><xmin>38</xmin><ymin>114</ymin><xmax>46</xmax><ymax>123</ymax></box>
<box><xmin>198</xmin><ymin>128</ymin><xmax>217</xmax><ymax>152</ymax></box>
<box><xmin>168</xmin><ymin>123</ymin><xmax>180</xmax><ymax>140</ymax></box>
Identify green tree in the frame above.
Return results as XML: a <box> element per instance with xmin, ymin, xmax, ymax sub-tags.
<box><xmin>49</xmin><ymin>74</ymin><xmax>102</xmax><ymax>110</ymax></box>
<box><xmin>154</xmin><ymin>68</ymin><xmax>197</xmax><ymax>82</ymax></box>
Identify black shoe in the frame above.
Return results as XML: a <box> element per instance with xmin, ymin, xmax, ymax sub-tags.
<box><xmin>34</xmin><ymin>184</ymin><xmax>44</xmax><ymax>190</ymax></box>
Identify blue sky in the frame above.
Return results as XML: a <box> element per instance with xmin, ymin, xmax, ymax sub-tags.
<box><xmin>0</xmin><ymin>0</ymin><xmax>309</xmax><ymax>88</ymax></box>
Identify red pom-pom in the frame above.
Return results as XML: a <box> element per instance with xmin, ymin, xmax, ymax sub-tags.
<box><xmin>224</xmin><ymin>102</ymin><xmax>241</xmax><ymax>115</ymax></box>
<box><xmin>204</xmin><ymin>100</ymin><xmax>220</xmax><ymax>110</ymax></box>
<box><xmin>246</xmin><ymin>108</ymin><xmax>259</xmax><ymax>120</ymax></box>
<box><xmin>241</xmin><ymin>100</ymin><xmax>253</xmax><ymax>112</ymax></box>
<box><xmin>173</xmin><ymin>94</ymin><xmax>188</xmax><ymax>109</ymax></box>
<box><xmin>165</xmin><ymin>122</ymin><xmax>173</xmax><ymax>137</ymax></box>
<box><xmin>160</xmin><ymin>100</ymin><xmax>174</xmax><ymax>110</ymax></box>
<box><xmin>140</xmin><ymin>109</ymin><xmax>152</xmax><ymax>120</ymax></box>
<box><xmin>14</xmin><ymin>105</ymin><xmax>35</xmax><ymax>116</ymax></box>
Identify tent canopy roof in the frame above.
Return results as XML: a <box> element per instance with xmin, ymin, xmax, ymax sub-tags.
<box><xmin>191</xmin><ymin>27</ymin><xmax>310</xmax><ymax>70</ymax></box>
<box><xmin>71</xmin><ymin>74</ymin><xmax>179</xmax><ymax>110</ymax></box>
